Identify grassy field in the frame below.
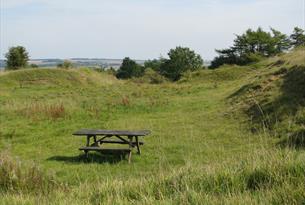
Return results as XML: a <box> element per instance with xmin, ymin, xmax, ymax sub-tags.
<box><xmin>0</xmin><ymin>48</ymin><xmax>305</xmax><ymax>204</ymax></box>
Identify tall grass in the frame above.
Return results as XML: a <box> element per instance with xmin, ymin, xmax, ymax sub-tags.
<box><xmin>0</xmin><ymin>151</ymin><xmax>57</xmax><ymax>194</ymax></box>
<box><xmin>20</xmin><ymin>102</ymin><xmax>66</xmax><ymax>121</ymax></box>
<box><xmin>1</xmin><ymin>148</ymin><xmax>304</xmax><ymax>204</ymax></box>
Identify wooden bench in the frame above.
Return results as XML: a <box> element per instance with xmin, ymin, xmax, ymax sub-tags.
<box><xmin>79</xmin><ymin>147</ymin><xmax>132</xmax><ymax>163</ymax></box>
<box><xmin>73</xmin><ymin>129</ymin><xmax>151</xmax><ymax>163</ymax></box>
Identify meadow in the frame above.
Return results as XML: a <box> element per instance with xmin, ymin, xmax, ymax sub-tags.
<box><xmin>0</xmin><ymin>48</ymin><xmax>304</xmax><ymax>204</ymax></box>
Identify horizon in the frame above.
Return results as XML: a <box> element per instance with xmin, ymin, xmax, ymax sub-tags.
<box><xmin>1</xmin><ymin>0</ymin><xmax>304</xmax><ymax>60</ymax></box>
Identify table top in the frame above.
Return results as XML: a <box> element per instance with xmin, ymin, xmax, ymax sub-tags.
<box><xmin>73</xmin><ymin>129</ymin><xmax>151</xmax><ymax>137</ymax></box>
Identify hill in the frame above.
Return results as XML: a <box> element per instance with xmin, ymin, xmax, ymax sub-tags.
<box><xmin>0</xmin><ymin>48</ymin><xmax>305</xmax><ymax>204</ymax></box>
<box><xmin>0</xmin><ymin>68</ymin><xmax>117</xmax><ymax>87</ymax></box>
<box><xmin>0</xmin><ymin>58</ymin><xmax>146</xmax><ymax>69</ymax></box>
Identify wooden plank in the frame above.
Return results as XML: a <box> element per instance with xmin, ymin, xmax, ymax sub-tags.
<box><xmin>73</xmin><ymin>129</ymin><xmax>151</xmax><ymax>137</ymax></box>
<box><xmin>79</xmin><ymin>147</ymin><xmax>131</xmax><ymax>153</ymax></box>
<box><xmin>99</xmin><ymin>140</ymin><xmax>144</xmax><ymax>145</ymax></box>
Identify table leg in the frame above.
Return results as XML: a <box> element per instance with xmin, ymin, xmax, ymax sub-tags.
<box><xmin>93</xmin><ymin>135</ymin><xmax>98</xmax><ymax>147</ymax></box>
<box><xmin>86</xmin><ymin>135</ymin><xmax>91</xmax><ymax>147</ymax></box>
<box><xmin>84</xmin><ymin>150</ymin><xmax>89</xmax><ymax>158</ymax></box>
<box><xmin>128</xmin><ymin>151</ymin><xmax>132</xmax><ymax>163</ymax></box>
<box><xmin>128</xmin><ymin>136</ymin><xmax>133</xmax><ymax>149</ymax></box>
<box><xmin>85</xmin><ymin>135</ymin><xmax>92</xmax><ymax>158</ymax></box>
<box><xmin>135</xmin><ymin>136</ymin><xmax>141</xmax><ymax>155</ymax></box>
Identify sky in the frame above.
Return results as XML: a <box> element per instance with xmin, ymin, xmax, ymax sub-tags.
<box><xmin>0</xmin><ymin>0</ymin><xmax>304</xmax><ymax>60</ymax></box>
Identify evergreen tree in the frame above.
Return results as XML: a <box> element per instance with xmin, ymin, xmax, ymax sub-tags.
<box><xmin>270</xmin><ymin>28</ymin><xmax>291</xmax><ymax>53</ymax></box>
<box><xmin>290</xmin><ymin>27</ymin><xmax>305</xmax><ymax>47</ymax></box>
<box><xmin>5</xmin><ymin>46</ymin><xmax>29</xmax><ymax>70</ymax></box>
<box><xmin>210</xmin><ymin>27</ymin><xmax>292</xmax><ymax>69</ymax></box>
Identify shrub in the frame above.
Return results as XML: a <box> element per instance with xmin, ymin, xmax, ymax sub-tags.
<box><xmin>144</xmin><ymin>59</ymin><xmax>163</xmax><ymax>72</ymax></box>
<box><xmin>133</xmin><ymin>68</ymin><xmax>167</xmax><ymax>84</ymax></box>
<box><xmin>160</xmin><ymin>47</ymin><xmax>204</xmax><ymax>81</ymax></box>
<box><xmin>30</xmin><ymin>64</ymin><xmax>39</xmax><ymax>68</ymax></box>
<box><xmin>5</xmin><ymin>46</ymin><xmax>29</xmax><ymax>70</ymax></box>
<box><xmin>116</xmin><ymin>57</ymin><xmax>144</xmax><ymax>79</ymax></box>
<box><xmin>57</xmin><ymin>60</ymin><xmax>74</xmax><ymax>69</ymax></box>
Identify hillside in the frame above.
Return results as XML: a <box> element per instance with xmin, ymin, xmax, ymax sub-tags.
<box><xmin>0</xmin><ymin>48</ymin><xmax>305</xmax><ymax>204</ymax></box>
<box><xmin>229</xmin><ymin>47</ymin><xmax>305</xmax><ymax>143</ymax></box>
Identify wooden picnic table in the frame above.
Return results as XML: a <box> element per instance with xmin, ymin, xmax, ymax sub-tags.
<box><xmin>73</xmin><ymin>129</ymin><xmax>151</xmax><ymax>163</ymax></box>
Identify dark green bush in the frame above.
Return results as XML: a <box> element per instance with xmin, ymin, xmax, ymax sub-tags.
<box><xmin>116</xmin><ymin>57</ymin><xmax>144</xmax><ymax>79</ymax></box>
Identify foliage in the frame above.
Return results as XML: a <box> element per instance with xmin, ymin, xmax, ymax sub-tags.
<box><xmin>116</xmin><ymin>57</ymin><xmax>144</xmax><ymax>79</ymax></box>
<box><xmin>106</xmin><ymin>67</ymin><xmax>116</xmax><ymax>75</ymax></box>
<box><xmin>144</xmin><ymin>59</ymin><xmax>163</xmax><ymax>72</ymax></box>
<box><xmin>5</xmin><ymin>46</ymin><xmax>29</xmax><ymax>70</ymax></box>
<box><xmin>270</xmin><ymin>28</ymin><xmax>291</xmax><ymax>53</ymax></box>
<box><xmin>160</xmin><ymin>46</ymin><xmax>204</xmax><ymax>81</ymax></box>
<box><xmin>30</xmin><ymin>63</ymin><xmax>39</xmax><ymax>68</ymax></box>
<box><xmin>290</xmin><ymin>27</ymin><xmax>305</xmax><ymax>47</ymax></box>
<box><xmin>210</xmin><ymin>27</ymin><xmax>291</xmax><ymax>69</ymax></box>
<box><xmin>57</xmin><ymin>60</ymin><xmax>74</xmax><ymax>69</ymax></box>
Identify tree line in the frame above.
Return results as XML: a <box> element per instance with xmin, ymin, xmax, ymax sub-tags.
<box><xmin>4</xmin><ymin>26</ymin><xmax>305</xmax><ymax>81</ymax></box>
<box><xmin>115</xmin><ymin>27</ymin><xmax>305</xmax><ymax>79</ymax></box>
<box><xmin>210</xmin><ymin>27</ymin><xmax>305</xmax><ymax>68</ymax></box>
<box><xmin>116</xmin><ymin>46</ymin><xmax>204</xmax><ymax>81</ymax></box>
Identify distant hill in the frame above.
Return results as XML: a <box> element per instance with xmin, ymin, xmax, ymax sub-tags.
<box><xmin>0</xmin><ymin>58</ymin><xmax>211</xmax><ymax>69</ymax></box>
<box><xmin>0</xmin><ymin>58</ymin><xmax>146</xmax><ymax>69</ymax></box>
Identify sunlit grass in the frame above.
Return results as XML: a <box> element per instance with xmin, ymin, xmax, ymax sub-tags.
<box><xmin>0</xmin><ymin>48</ymin><xmax>304</xmax><ymax>204</ymax></box>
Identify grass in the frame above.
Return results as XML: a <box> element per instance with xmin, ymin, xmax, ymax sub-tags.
<box><xmin>0</xmin><ymin>48</ymin><xmax>305</xmax><ymax>204</ymax></box>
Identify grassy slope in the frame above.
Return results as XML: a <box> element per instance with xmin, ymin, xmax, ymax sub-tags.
<box><xmin>0</xmin><ymin>49</ymin><xmax>305</xmax><ymax>204</ymax></box>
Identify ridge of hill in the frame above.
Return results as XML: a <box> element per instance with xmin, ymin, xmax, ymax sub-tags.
<box><xmin>0</xmin><ymin>68</ymin><xmax>117</xmax><ymax>88</ymax></box>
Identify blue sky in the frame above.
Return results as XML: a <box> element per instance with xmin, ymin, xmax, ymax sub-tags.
<box><xmin>0</xmin><ymin>0</ymin><xmax>304</xmax><ymax>60</ymax></box>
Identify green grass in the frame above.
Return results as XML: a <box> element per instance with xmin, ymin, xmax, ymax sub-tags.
<box><xmin>0</xmin><ymin>48</ymin><xmax>305</xmax><ymax>204</ymax></box>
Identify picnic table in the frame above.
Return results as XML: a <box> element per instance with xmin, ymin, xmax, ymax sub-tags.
<box><xmin>73</xmin><ymin>129</ymin><xmax>151</xmax><ymax>163</ymax></box>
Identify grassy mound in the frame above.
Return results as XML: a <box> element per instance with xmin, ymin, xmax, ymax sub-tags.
<box><xmin>0</xmin><ymin>68</ymin><xmax>117</xmax><ymax>88</ymax></box>
<box><xmin>228</xmin><ymin>47</ymin><xmax>305</xmax><ymax>142</ymax></box>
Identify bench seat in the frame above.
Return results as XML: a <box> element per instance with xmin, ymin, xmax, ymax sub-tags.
<box><xmin>79</xmin><ymin>146</ymin><xmax>131</xmax><ymax>153</ymax></box>
<box><xmin>79</xmin><ymin>147</ymin><xmax>132</xmax><ymax>163</ymax></box>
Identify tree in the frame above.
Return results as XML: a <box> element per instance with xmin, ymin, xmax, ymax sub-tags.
<box><xmin>160</xmin><ymin>47</ymin><xmax>203</xmax><ymax>81</ymax></box>
<box><xmin>116</xmin><ymin>57</ymin><xmax>144</xmax><ymax>79</ymax></box>
<box><xmin>144</xmin><ymin>59</ymin><xmax>163</xmax><ymax>72</ymax></box>
<box><xmin>270</xmin><ymin>28</ymin><xmax>291</xmax><ymax>53</ymax></box>
<box><xmin>209</xmin><ymin>48</ymin><xmax>241</xmax><ymax>69</ymax></box>
<box><xmin>290</xmin><ymin>27</ymin><xmax>305</xmax><ymax>47</ymax></box>
<box><xmin>5</xmin><ymin>46</ymin><xmax>29</xmax><ymax>70</ymax></box>
<box><xmin>233</xmin><ymin>28</ymin><xmax>275</xmax><ymax>56</ymax></box>
<box><xmin>210</xmin><ymin>27</ymin><xmax>292</xmax><ymax>69</ymax></box>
